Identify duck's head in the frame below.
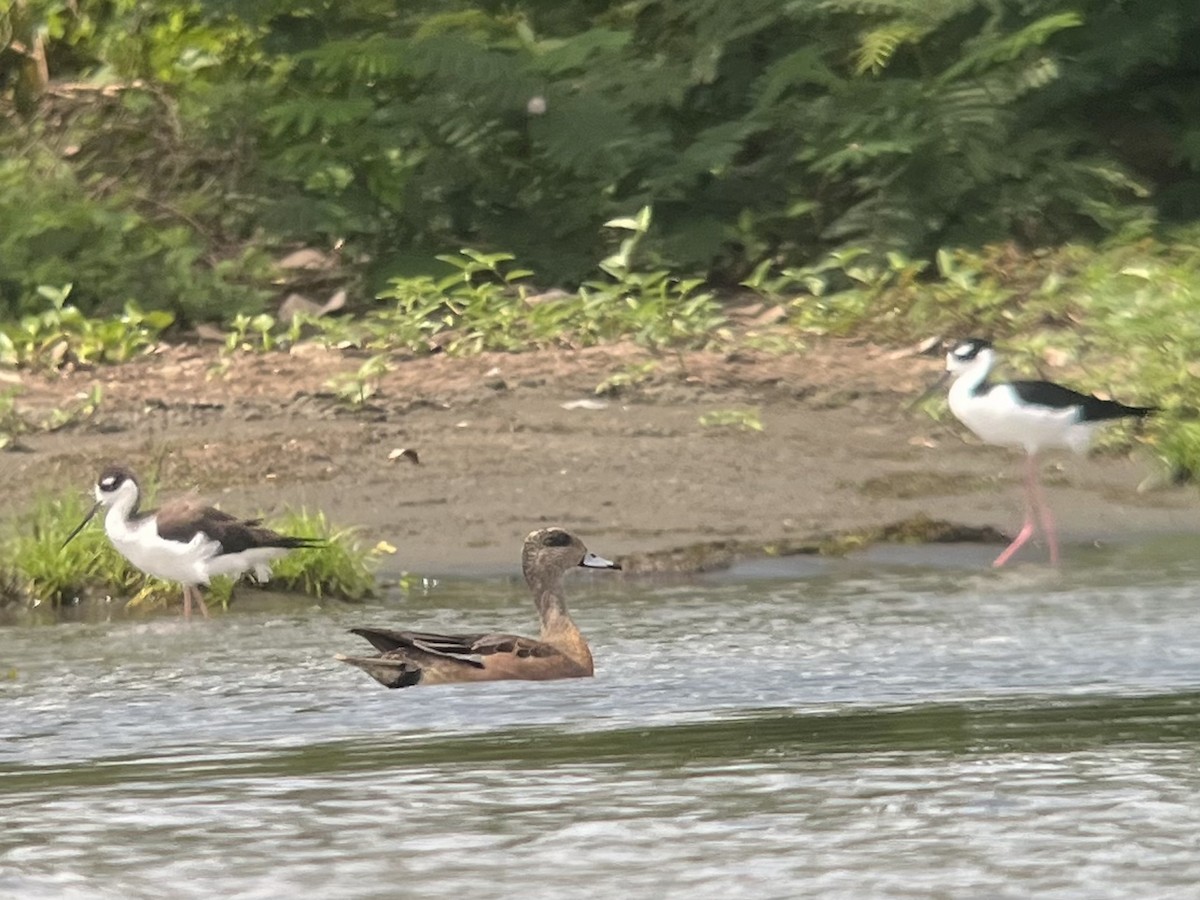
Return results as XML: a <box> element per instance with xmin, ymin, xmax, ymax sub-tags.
<box><xmin>522</xmin><ymin>527</ymin><xmax>621</xmax><ymax>581</ymax></box>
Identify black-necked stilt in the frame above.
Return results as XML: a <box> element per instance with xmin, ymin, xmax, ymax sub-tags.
<box><xmin>63</xmin><ymin>464</ymin><xmax>322</xmax><ymax>618</ymax></box>
<box><xmin>926</xmin><ymin>338</ymin><xmax>1155</xmax><ymax>567</ymax></box>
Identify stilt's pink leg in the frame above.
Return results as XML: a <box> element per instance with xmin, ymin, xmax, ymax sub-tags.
<box><xmin>1026</xmin><ymin>456</ymin><xmax>1060</xmax><ymax>565</ymax></box>
<box><xmin>993</xmin><ymin>454</ymin><xmax>1040</xmax><ymax>568</ymax></box>
<box><xmin>182</xmin><ymin>585</ymin><xmax>209</xmax><ymax>620</ymax></box>
<box><xmin>993</xmin><ymin>517</ymin><xmax>1036</xmax><ymax>567</ymax></box>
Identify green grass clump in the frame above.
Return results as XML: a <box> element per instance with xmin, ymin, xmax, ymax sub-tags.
<box><xmin>0</xmin><ymin>490</ymin><xmax>151</xmax><ymax>606</ymax></box>
<box><xmin>264</xmin><ymin>508</ymin><xmax>381</xmax><ymax>602</ymax></box>
<box><xmin>0</xmin><ymin>490</ymin><xmax>380</xmax><ymax>614</ymax></box>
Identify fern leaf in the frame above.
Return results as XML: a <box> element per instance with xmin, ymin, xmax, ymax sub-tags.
<box><xmin>752</xmin><ymin>48</ymin><xmax>839</xmax><ymax>111</ymax></box>
<box><xmin>855</xmin><ymin>23</ymin><xmax>929</xmax><ymax>75</ymax></box>
<box><xmin>939</xmin><ymin>12</ymin><xmax>1083</xmax><ymax>83</ymax></box>
<box><xmin>530</xmin><ymin>28</ymin><xmax>631</xmax><ymax>75</ymax></box>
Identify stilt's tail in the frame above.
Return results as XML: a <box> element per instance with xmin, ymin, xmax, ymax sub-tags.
<box><xmin>1083</xmin><ymin>398</ymin><xmax>1157</xmax><ymax>421</ymax></box>
<box><xmin>275</xmin><ymin>536</ymin><xmax>327</xmax><ymax>550</ymax></box>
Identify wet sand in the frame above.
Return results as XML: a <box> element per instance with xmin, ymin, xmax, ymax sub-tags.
<box><xmin>4</xmin><ymin>338</ymin><xmax>1195</xmax><ymax>573</ymax></box>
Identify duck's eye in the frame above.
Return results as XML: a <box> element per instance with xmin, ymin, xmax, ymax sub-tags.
<box><xmin>542</xmin><ymin>530</ymin><xmax>572</xmax><ymax>548</ymax></box>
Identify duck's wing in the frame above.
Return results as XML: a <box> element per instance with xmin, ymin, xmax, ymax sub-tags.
<box><xmin>340</xmin><ymin>627</ymin><xmax>586</xmax><ymax>689</ymax></box>
<box><xmin>348</xmin><ymin>627</ymin><xmax>559</xmax><ymax>661</ymax></box>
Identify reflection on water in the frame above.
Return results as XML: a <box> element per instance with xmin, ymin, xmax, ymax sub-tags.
<box><xmin>4</xmin><ymin>539</ymin><xmax>1200</xmax><ymax>898</ymax></box>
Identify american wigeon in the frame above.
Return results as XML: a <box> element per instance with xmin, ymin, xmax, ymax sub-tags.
<box><xmin>337</xmin><ymin>527</ymin><xmax>620</xmax><ymax>688</ymax></box>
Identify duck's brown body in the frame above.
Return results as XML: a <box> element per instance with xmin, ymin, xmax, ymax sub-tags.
<box><xmin>337</xmin><ymin>528</ymin><xmax>617</xmax><ymax>689</ymax></box>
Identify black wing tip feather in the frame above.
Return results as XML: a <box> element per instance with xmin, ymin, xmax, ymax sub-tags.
<box><xmin>274</xmin><ymin>535</ymin><xmax>326</xmax><ymax>549</ymax></box>
<box><xmin>1083</xmin><ymin>398</ymin><xmax>1157</xmax><ymax>422</ymax></box>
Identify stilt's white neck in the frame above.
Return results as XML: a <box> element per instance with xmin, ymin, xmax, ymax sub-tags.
<box><xmin>101</xmin><ymin>481</ymin><xmax>141</xmax><ymax>535</ymax></box>
<box><xmin>947</xmin><ymin>347</ymin><xmax>995</xmax><ymax>399</ymax></box>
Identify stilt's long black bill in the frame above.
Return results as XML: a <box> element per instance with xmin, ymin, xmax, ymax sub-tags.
<box><xmin>62</xmin><ymin>501</ymin><xmax>101</xmax><ymax>549</ymax></box>
<box><xmin>909</xmin><ymin>371</ymin><xmax>950</xmax><ymax>411</ymax></box>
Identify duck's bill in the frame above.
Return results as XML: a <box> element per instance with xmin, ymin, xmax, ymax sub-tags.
<box><xmin>580</xmin><ymin>552</ymin><xmax>621</xmax><ymax>571</ymax></box>
<box><xmin>61</xmin><ymin>501</ymin><xmax>101</xmax><ymax>549</ymax></box>
<box><xmin>909</xmin><ymin>370</ymin><xmax>950</xmax><ymax>411</ymax></box>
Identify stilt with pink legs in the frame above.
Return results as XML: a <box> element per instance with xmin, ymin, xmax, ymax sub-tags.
<box><xmin>62</xmin><ymin>464</ymin><xmax>321</xmax><ymax>620</ymax></box>
<box><xmin>919</xmin><ymin>339</ymin><xmax>1154</xmax><ymax>567</ymax></box>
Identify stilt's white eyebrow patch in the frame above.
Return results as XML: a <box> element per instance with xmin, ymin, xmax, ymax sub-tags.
<box><xmin>951</xmin><ymin>339</ymin><xmax>991</xmax><ymax>361</ymax></box>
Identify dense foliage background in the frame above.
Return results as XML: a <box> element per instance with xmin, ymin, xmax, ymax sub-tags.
<box><xmin>1</xmin><ymin>0</ymin><xmax>1198</xmax><ymax>321</ymax></box>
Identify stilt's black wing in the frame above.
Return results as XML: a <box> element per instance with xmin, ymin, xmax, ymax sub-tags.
<box><xmin>1008</xmin><ymin>380</ymin><xmax>1155</xmax><ymax>421</ymax></box>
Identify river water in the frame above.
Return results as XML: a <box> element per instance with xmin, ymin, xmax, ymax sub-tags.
<box><xmin>4</xmin><ymin>538</ymin><xmax>1200</xmax><ymax>899</ymax></box>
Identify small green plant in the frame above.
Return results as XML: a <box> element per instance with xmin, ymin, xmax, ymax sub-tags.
<box><xmin>226</xmin><ymin>313</ymin><xmax>286</xmax><ymax>353</ymax></box>
<box><xmin>743</xmin><ymin>249</ymin><xmax>926</xmax><ymax>336</ymax></box>
<box><xmin>595</xmin><ymin>362</ymin><xmax>660</xmax><ymax>397</ymax></box>
<box><xmin>325</xmin><ymin>353</ymin><xmax>392</xmax><ymax>407</ymax></box>
<box><xmin>43</xmin><ymin>386</ymin><xmax>104</xmax><ymax>432</ymax></box>
<box><xmin>577</xmin><ymin>207</ymin><xmax>728</xmax><ymax>348</ymax></box>
<box><xmin>699</xmin><ymin>409</ymin><xmax>764</xmax><ymax>432</ymax></box>
<box><xmin>0</xmin><ymin>390</ymin><xmax>26</xmax><ymax>450</ymax></box>
<box><xmin>0</xmin><ymin>385</ymin><xmax>104</xmax><ymax>450</ymax></box>
<box><xmin>373</xmin><ymin>249</ymin><xmax>549</xmax><ymax>354</ymax></box>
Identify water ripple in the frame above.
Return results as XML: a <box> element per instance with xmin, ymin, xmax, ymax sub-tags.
<box><xmin>4</xmin><ymin>543</ymin><xmax>1200</xmax><ymax>897</ymax></box>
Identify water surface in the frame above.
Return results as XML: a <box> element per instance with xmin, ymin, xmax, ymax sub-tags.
<box><xmin>4</xmin><ymin>539</ymin><xmax>1200</xmax><ymax>898</ymax></box>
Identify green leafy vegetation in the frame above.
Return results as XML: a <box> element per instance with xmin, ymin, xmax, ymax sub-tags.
<box><xmin>0</xmin><ymin>486</ymin><xmax>381</xmax><ymax>613</ymax></box>
<box><xmin>3</xmin><ymin>1</ymin><xmax>1197</xmax><ymax>317</ymax></box>
<box><xmin>214</xmin><ymin>208</ymin><xmax>728</xmax><ymax>363</ymax></box>
<box><xmin>367</xmin><ymin>208</ymin><xmax>727</xmax><ymax>352</ymax></box>
<box><xmin>0</xmin><ymin>284</ymin><xmax>173</xmax><ymax>368</ymax></box>
<box><xmin>3</xmin><ymin>2</ymin><xmax>1199</xmax><ymax>482</ymax></box>
<box><xmin>1</xmin><ymin>489</ymin><xmax>147</xmax><ymax>607</ymax></box>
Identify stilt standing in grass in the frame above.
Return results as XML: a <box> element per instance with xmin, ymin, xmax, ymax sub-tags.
<box><xmin>63</xmin><ymin>464</ymin><xmax>322</xmax><ymax>618</ymax></box>
<box><xmin>923</xmin><ymin>339</ymin><xmax>1156</xmax><ymax>567</ymax></box>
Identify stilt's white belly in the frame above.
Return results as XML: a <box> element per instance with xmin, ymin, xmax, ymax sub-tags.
<box><xmin>110</xmin><ymin>523</ymin><xmax>218</xmax><ymax>585</ymax></box>
<box><xmin>204</xmin><ymin>547</ymin><xmax>286</xmax><ymax>582</ymax></box>
<box><xmin>950</xmin><ymin>384</ymin><xmax>1095</xmax><ymax>454</ymax></box>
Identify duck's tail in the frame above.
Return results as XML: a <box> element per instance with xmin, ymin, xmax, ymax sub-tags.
<box><xmin>335</xmin><ymin>653</ymin><xmax>424</xmax><ymax>689</ymax></box>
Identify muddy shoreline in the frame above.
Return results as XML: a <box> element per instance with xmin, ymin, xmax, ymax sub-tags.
<box><xmin>4</xmin><ymin>339</ymin><xmax>1196</xmax><ymax>575</ymax></box>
